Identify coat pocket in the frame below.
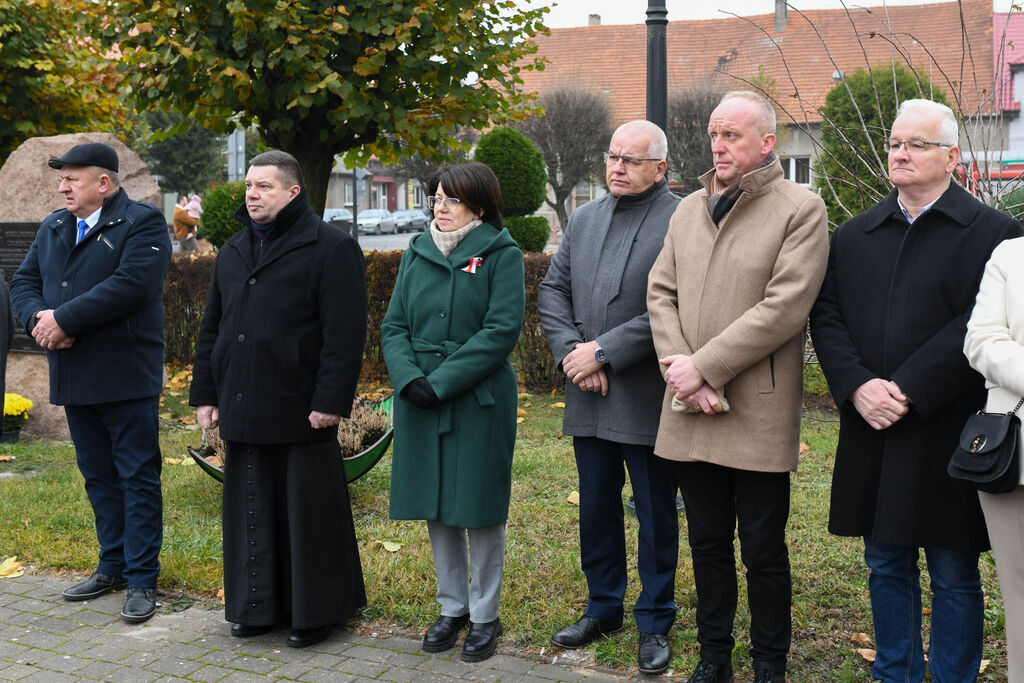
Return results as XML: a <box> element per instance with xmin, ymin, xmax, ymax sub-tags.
<box><xmin>756</xmin><ymin>353</ymin><xmax>776</xmax><ymax>394</ymax></box>
<box><xmin>473</xmin><ymin>377</ymin><xmax>495</xmax><ymax>407</ymax></box>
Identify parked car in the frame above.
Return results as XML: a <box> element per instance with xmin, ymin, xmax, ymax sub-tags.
<box><xmin>392</xmin><ymin>209</ymin><xmax>430</xmax><ymax>233</ymax></box>
<box><xmin>322</xmin><ymin>208</ymin><xmax>355</xmax><ymax>235</ymax></box>
<box><xmin>356</xmin><ymin>209</ymin><xmax>398</xmax><ymax>235</ymax></box>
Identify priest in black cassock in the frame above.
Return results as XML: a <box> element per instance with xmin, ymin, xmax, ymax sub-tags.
<box><xmin>189</xmin><ymin>150</ymin><xmax>368</xmax><ymax>649</ymax></box>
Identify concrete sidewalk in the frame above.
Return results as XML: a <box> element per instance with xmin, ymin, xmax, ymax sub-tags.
<box><xmin>0</xmin><ymin>572</ymin><xmax>629</xmax><ymax>682</ymax></box>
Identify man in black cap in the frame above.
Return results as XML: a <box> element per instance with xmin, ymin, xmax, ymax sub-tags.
<box><xmin>10</xmin><ymin>142</ymin><xmax>171</xmax><ymax>623</ymax></box>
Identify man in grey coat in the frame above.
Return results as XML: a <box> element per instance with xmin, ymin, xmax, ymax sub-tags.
<box><xmin>539</xmin><ymin>119</ymin><xmax>680</xmax><ymax>674</ymax></box>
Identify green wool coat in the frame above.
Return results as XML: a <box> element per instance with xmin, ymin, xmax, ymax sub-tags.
<box><xmin>382</xmin><ymin>224</ymin><xmax>525</xmax><ymax>528</ymax></box>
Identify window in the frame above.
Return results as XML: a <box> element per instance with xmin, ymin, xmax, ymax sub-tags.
<box><xmin>780</xmin><ymin>156</ymin><xmax>811</xmax><ymax>186</ymax></box>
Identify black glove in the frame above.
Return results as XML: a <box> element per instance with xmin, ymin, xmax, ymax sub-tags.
<box><xmin>401</xmin><ymin>377</ymin><xmax>441</xmax><ymax>409</ymax></box>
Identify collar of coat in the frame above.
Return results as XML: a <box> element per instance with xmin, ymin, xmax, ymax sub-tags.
<box><xmin>860</xmin><ymin>182</ymin><xmax>978</xmax><ymax>232</ymax></box>
<box><xmin>225</xmin><ymin>189</ymin><xmax>321</xmax><ymax>270</ymax></box>
<box><xmin>407</xmin><ymin>221</ymin><xmax>519</xmax><ymax>269</ymax></box>
<box><xmin>698</xmin><ymin>155</ymin><xmax>783</xmax><ymax>197</ymax></box>
<box><xmin>48</xmin><ymin>188</ymin><xmax>129</xmax><ymax>234</ymax></box>
<box><xmin>610</xmin><ymin>177</ymin><xmax>672</xmax><ymax>207</ymax></box>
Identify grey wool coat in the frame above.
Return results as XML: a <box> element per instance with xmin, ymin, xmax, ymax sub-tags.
<box><xmin>539</xmin><ymin>179</ymin><xmax>680</xmax><ymax>446</ymax></box>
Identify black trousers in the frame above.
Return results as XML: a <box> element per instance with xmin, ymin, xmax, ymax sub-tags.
<box><xmin>223</xmin><ymin>440</ymin><xmax>366</xmax><ymax>629</ymax></box>
<box><xmin>574</xmin><ymin>437</ymin><xmax>679</xmax><ymax>634</ymax></box>
<box><xmin>672</xmin><ymin>460</ymin><xmax>791</xmax><ymax>671</ymax></box>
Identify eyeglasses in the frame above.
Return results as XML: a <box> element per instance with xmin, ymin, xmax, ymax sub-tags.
<box><xmin>603</xmin><ymin>152</ymin><xmax>662</xmax><ymax>167</ymax></box>
<box><xmin>427</xmin><ymin>196</ymin><xmax>462</xmax><ymax>210</ymax></box>
<box><xmin>886</xmin><ymin>139</ymin><xmax>952</xmax><ymax>153</ymax></box>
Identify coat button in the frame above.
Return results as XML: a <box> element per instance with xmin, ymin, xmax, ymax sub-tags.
<box><xmin>248</xmin><ymin>278</ymin><xmax>256</xmax><ymax>285</ymax></box>
<box><xmin>236</xmin><ymin>392</ymin><xmax>243</xmax><ymax>401</ymax></box>
<box><xmin>250</xmin><ymin>540</ymin><xmax>256</xmax><ymax>546</ymax></box>
<box><xmin>440</xmin><ymin>310</ymin><xmax>447</xmax><ymax>318</ymax></box>
<box><xmin>237</xmin><ymin>334</ymin><xmax>245</xmax><ymax>342</ymax></box>
<box><xmin>61</xmin><ymin>281</ymin><xmax>68</xmax><ymax>287</ymax></box>
<box><xmin>251</xmin><ymin>602</ymin><xmax>257</xmax><ymax>608</ymax></box>
<box><xmin>435</xmin><ymin>352</ymin><xmax>442</xmax><ymax>357</ymax></box>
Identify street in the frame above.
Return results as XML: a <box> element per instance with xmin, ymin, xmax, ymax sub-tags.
<box><xmin>356</xmin><ymin>231</ymin><xmax>417</xmax><ymax>252</ymax></box>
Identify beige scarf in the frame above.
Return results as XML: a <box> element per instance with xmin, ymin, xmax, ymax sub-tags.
<box><xmin>430</xmin><ymin>218</ymin><xmax>483</xmax><ymax>258</ymax></box>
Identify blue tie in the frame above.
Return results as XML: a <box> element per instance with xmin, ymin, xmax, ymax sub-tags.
<box><xmin>76</xmin><ymin>219</ymin><xmax>88</xmax><ymax>244</ymax></box>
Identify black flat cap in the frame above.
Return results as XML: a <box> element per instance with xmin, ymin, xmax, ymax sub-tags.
<box><xmin>48</xmin><ymin>142</ymin><xmax>119</xmax><ymax>173</ymax></box>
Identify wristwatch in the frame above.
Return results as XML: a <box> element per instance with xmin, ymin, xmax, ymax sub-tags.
<box><xmin>594</xmin><ymin>343</ymin><xmax>607</xmax><ymax>365</ymax></box>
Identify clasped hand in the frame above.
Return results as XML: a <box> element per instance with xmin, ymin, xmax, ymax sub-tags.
<box><xmin>659</xmin><ymin>354</ymin><xmax>723</xmax><ymax>414</ymax></box>
<box><xmin>562</xmin><ymin>341</ymin><xmax>607</xmax><ymax>396</ymax></box>
<box><xmin>31</xmin><ymin>310</ymin><xmax>74</xmax><ymax>350</ymax></box>
<box><xmin>851</xmin><ymin>378</ymin><xmax>909</xmax><ymax>430</ymax></box>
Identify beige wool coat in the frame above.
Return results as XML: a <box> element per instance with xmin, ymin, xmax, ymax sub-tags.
<box><xmin>647</xmin><ymin>160</ymin><xmax>828</xmax><ymax>472</ymax></box>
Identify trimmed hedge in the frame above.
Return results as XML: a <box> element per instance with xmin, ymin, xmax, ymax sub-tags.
<box><xmin>162</xmin><ymin>249</ymin><xmax>564</xmax><ymax>393</ymax></box>
<box><xmin>163</xmin><ymin>254</ymin><xmax>216</xmax><ymax>363</ymax></box>
<box><xmin>505</xmin><ymin>216</ymin><xmax>549</xmax><ymax>253</ymax></box>
<box><xmin>517</xmin><ymin>253</ymin><xmax>562</xmax><ymax>391</ymax></box>
<box><xmin>474</xmin><ymin>126</ymin><xmax>547</xmax><ymax>217</ymax></box>
<box><xmin>362</xmin><ymin>250</ymin><xmax>404</xmax><ymax>381</ymax></box>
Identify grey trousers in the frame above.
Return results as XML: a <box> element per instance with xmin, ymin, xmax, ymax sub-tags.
<box><xmin>979</xmin><ymin>488</ymin><xmax>1024</xmax><ymax>682</ymax></box>
<box><xmin>426</xmin><ymin>521</ymin><xmax>506</xmax><ymax>623</ymax></box>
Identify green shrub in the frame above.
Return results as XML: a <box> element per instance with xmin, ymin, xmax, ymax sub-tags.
<box><xmin>199</xmin><ymin>181</ymin><xmax>246</xmax><ymax>248</ymax></box>
<box><xmin>504</xmin><ymin>216</ymin><xmax>549</xmax><ymax>253</ymax></box>
<box><xmin>997</xmin><ymin>186</ymin><xmax>1024</xmax><ymax>227</ymax></box>
<box><xmin>474</xmin><ymin>127</ymin><xmax>547</xmax><ymax>217</ymax></box>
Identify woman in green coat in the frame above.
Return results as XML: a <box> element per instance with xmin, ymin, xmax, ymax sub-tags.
<box><xmin>382</xmin><ymin>162</ymin><xmax>525</xmax><ymax>663</ymax></box>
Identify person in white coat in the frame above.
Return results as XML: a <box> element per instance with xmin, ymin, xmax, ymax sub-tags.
<box><xmin>964</xmin><ymin>235</ymin><xmax>1024</xmax><ymax>680</ymax></box>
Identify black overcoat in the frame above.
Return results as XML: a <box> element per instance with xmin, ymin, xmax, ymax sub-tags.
<box><xmin>189</xmin><ymin>191</ymin><xmax>367</xmax><ymax>444</ymax></box>
<box><xmin>810</xmin><ymin>183</ymin><xmax>1022</xmax><ymax>552</ymax></box>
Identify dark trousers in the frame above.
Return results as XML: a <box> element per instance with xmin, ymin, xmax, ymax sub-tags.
<box><xmin>65</xmin><ymin>396</ymin><xmax>163</xmax><ymax>588</ymax></box>
<box><xmin>672</xmin><ymin>460</ymin><xmax>791</xmax><ymax>671</ymax></box>
<box><xmin>574</xmin><ymin>436</ymin><xmax>678</xmax><ymax>634</ymax></box>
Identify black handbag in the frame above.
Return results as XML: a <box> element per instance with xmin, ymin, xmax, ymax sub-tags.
<box><xmin>948</xmin><ymin>397</ymin><xmax>1024</xmax><ymax>494</ymax></box>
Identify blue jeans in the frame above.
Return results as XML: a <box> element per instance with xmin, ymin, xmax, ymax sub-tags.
<box><xmin>863</xmin><ymin>538</ymin><xmax>982</xmax><ymax>682</ymax></box>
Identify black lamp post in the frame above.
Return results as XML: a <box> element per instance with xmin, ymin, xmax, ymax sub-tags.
<box><xmin>646</xmin><ymin>0</ymin><xmax>668</xmax><ymax>130</ymax></box>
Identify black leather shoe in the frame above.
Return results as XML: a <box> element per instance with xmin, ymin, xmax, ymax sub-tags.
<box><xmin>120</xmin><ymin>587</ymin><xmax>159</xmax><ymax>624</ymax></box>
<box><xmin>686</xmin><ymin>659</ymin><xmax>734</xmax><ymax>683</ymax></box>
<box><xmin>287</xmin><ymin>625</ymin><xmax>331</xmax><ymax>648</ymax></box>
<box><xmin>638</xmin><ymin>632</ymin><xmax>671</xmax><ymax>674</ymax></box>
<box><xmin>422</xmin><ymin>613</ymin><xmax>470</xmax><ymax>653</ymax></box>
<box><xmin>460</xmin><ymin>618</ymin><xmax>502</xmax><ymax>663</ymax></box>
<box><xmin>231</xmin><ymin>623</ymin><xmax>274</xmax><ymax>638</ymax></box>
<box><xmin>62</xmin><ymin>572</ymin><xmax>128</xmax><ymax>602</ymax></box>
<box><xmin>752</xmin><ymin>665</ymin><xmax>785</xmax><ymax>683</ymax></box>
<box><xmin>551</xmin><ymin>615</ymin><xmax>624</xmax><ymax>649</ymax></box>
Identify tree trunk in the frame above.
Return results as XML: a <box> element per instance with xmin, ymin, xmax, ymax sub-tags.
<box><xmin>547</xmin><ymin>189</ymin><xmax>571</xmax><ymax>234</ymax></box>
<box><xmin>287</xmin><ymin>144</ymin><xmax>337</xmax><ymax>218</ymax></box>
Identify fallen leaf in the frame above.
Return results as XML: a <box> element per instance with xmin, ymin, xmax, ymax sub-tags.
<box><xmin>799</xmin><ymin>442</ymin><xmax>810</xmax><ymax>455</ymax></box>
<box><xmin>553</xmin><ymin>402</ymin><xmax>565</xmax><ymax>409</ymax></box>
<box><xmin>178</xmin><ymin>416</ymin><xmax>197</xmax><ymax>425</ymax></box>
<box><xmin>851</xmin><ymin>632</ymin><xmax>872</xmax><ymax>647</ymax></box>
<box><xmin>980</xmin><ymin>659</ymin><xmax>991</xmax><ymax>674</ymax></box>
<box><xmin>524</xmin><ymin>402</ymin><xmax>532</xmax><ymax>408</ymax></box>
<box><xmin>159</xmin><ymin>412</ymin><xmax>173</xmax><ymax>419</ymax></box>
<box><xmin>217</xmin><ymin>588</ymin><xmax>225</xmax><ymax>604</ymax></box>
<box><xmin>0</xmin><ymin>557</ymin><xmax>26</xmax><ymax>579</ymax></box>
<box><xmin>856</xmin><ymin>649</ymin><xmax>876</xmax><ymax>663</ymax></box>
<box><xmin>0</xmin><ymin>455</ymin><xmax>11</xmax><ymax>462</ymax></box>
<box><xmin>516</xmin><ymin>417</ymin><xmax>525</xmax><ymax>424</ymax></box>
<box><xmin>922</xmin><ymin>607</ymin><xmax>932</xmax><ymax>615</ymax></box>
<box><xmin>567</xmin><ymin>491</ymin><xmax>580</xmax><ymax>506</ymax></box>
<box><xmin>164</xmin><ymin>457</ymin><xmax>180</xmax><ymax>464</ymax></box>
<box><xmin>376</xmin><ymin>540</ymin><xmax>403</xmax><ymax>552</ymax></box>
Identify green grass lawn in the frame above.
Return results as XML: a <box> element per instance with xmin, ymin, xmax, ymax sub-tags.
<box><xmin>0</xmin><ymin>386</ymin><xmax>1007</xmax><ymax>680</ymax></box>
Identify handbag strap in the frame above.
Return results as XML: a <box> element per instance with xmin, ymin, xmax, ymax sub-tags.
<box><xmin>1013</xmin><ymin>397</ymin><xmax>1024</xmax><ymax>416</ymax></box>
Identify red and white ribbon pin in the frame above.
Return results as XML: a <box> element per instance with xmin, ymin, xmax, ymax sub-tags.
<box><xmin>461</xmin><ymin>256</ymin><xmax>484</xmax><ymax>274</ymax></box>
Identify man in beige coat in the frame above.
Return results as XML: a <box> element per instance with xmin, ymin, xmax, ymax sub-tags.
<box><xmin>647</xmin><ymin>91</ymin><xmax>828</xmax><ymax>683</ymax></box>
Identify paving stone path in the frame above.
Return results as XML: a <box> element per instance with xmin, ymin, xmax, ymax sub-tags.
<box><xmin>0</xmin><ymin>573</ymin><xmax>630</xmax><ymax>681</ymax></box>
